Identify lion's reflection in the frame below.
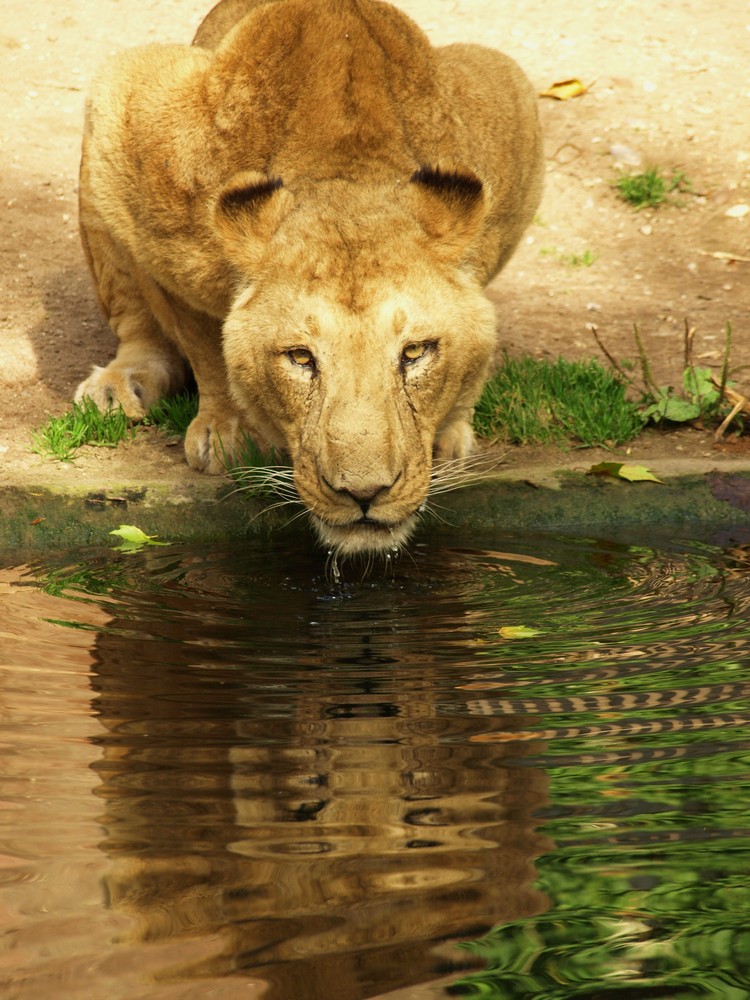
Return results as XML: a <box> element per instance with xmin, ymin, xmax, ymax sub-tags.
<box><xmin>90</xmin><ymin>547</ymin><xmax>551</xmax><ymax>998</ymax></box>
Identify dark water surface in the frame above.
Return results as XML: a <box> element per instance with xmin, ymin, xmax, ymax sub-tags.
<box><xmin>2</xmin><ymin>530</ymin><xmax>750</xmax><ymax>999</ymax></box>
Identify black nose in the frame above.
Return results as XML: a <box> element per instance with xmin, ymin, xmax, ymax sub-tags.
<box><xmin>340</xmin><ymin>485</ymin><xmax>387</xmax><ymax>517</ymax></box>
<box><xmin>323</xmin><ymin>476</ymin><xmax>395</xmax><ymax>517</ymax></box>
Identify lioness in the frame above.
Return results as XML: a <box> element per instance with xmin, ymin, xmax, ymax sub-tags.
<box><xmin>77</xmin><ymin>0</ymin><xmax>543</xmax><ymax>556</ymax></box>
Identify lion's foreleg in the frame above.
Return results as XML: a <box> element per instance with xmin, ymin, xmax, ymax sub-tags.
<box><xmin>163</xmin><ymin>307</ymin><xmax>252</xmax><ymax>475</ymax></box>
<box><xmin>76</xmin><ymin>223</ymin><xmax>189</xmax><ymax>419</ymax></box>
<box><xmin>79</xmin><ymin>204</ymin><xmax>251</xmax><ymax>476</ymax></box>
<box><xmin>434</xmin><ymin>406</ymin><xmax>477</xmax><ymax>462</ymax></box>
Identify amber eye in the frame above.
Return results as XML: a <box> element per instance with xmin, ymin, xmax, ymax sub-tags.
<box><xmin>288</xmin><ymin>348</ymin><xmax>315</xmax><ymax>368</ymax></box>
<box><xmin>402</xmin><ymin>342</ymin><xmax>429</xmax><ymax>364</ymax></box>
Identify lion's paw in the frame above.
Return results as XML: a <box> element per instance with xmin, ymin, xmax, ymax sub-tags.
<box><xmin>434</xmin><ymin>419</ymin><xmax>476</xmax><ymax>462</ymax></box>
<box><xmin>184</xmin><ymin>410</ymin><xmax>249</xmax><ymax>475</ymax></box>
<box><xmin>75</xmin><ymin>362</ymin><xmax>174</xmax><ymax>420</ymax></box>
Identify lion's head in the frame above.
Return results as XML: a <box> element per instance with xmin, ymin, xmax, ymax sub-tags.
<box><xmin>217</xmin><ymin>167</ymin><xmax>498</xmax><ymax>557</ymax></box>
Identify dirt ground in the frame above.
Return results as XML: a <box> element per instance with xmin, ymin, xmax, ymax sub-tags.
<box><xmin>2</xmin><ymin>0</ymin><xmax>750</xmax><ymax>492</ymax></box>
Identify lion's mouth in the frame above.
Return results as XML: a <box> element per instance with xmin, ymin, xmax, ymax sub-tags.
<box><xmin>310</xmin><ymin>512</ymin><xmax>418</xmax><ymax>556</ymax></box>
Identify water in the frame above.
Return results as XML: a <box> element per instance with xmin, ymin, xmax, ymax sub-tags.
<box><xmin>2</xmin><ymin>530</ymin><xmax>750</xmax><ymax>1000</ymax></box>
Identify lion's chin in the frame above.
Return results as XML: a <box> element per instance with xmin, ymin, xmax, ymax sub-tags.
<box><xmin>311</xmin><ymin>515</ymin><xmax>418</xmax><ymax>558</ymax></box>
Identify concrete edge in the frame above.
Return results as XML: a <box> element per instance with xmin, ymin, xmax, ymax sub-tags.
<box><xmin>3</xmin><ymin>467</ymin><xmax>750</xmax><ymax>550</ymax></box>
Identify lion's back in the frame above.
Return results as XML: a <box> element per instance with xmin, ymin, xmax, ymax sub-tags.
<box><xmin>191</xmin><ymin>0</ymin><xmax>542</xmax><ymax>278</ymax></box>
<box><xmin>81</xmin><ymin>0</ymin><xmax>542</xmax><ymax>307</ymax></box>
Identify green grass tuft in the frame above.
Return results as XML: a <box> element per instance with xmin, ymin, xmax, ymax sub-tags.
<box><xmin>30</xmin><ymin>388</ymin><xmax>293</xmax><ymax>473</ymax></box>
<box><xmin>31</xmin><ymin>397</ymin><xmax>135</xmax><ymax>462</ymax></box>
<box><xmin>144</xmin><ymin>390</ymin><xmax>199</xmax><ymax>437</ymax></box>
<box><xmin>474</xmin><ymin>354</ymin><xmax>644</xmax><ymax>447</ymax></box>
<box><xmin>541</xmin><ymin>247</ymin><xmax>598</xmax><ymax>268</ymax></box>
<box><xmin>614</xmin><ymin>167</ymin><xmax>691</xmax><ymax>209</ymax></box>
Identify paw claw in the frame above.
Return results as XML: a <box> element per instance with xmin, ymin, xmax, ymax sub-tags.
<box><xmin>75</xmin><ymin>366</ymin><xmax>148</xmax><ymax>419</ymax></box>
<box><xmin>184</xmin><ymin>411</ymin><xmax>247</xmax><ymax>475</ymax></box>
<box><xmin>75</xmin><ymin>358</ymin><xmax>184</xmax><ymax>420</ymax></box>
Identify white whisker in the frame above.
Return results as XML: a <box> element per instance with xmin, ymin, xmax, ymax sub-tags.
<box><xmin>392</xmin><ymin>535</ymin><xmax>417</xmax><ymax>570</ymax></box>
<box><xmin>226</xmin><ymin>463</ymin><xmax>299</xmax><ymax>500</ymax></box>
<box><xmin>279</xmin><ymin>506</ymin><xmax>313</xmax><ymax>530</ymax></box>
<box><xmin>223</xmin><ymin>462</ymin><xmax>310</xmax><ymax>534</ymax></box>
<box><xmin>246</xmin><ymin>497</ymin><xmax>306</xmax><ymax>526</ymax></box>
<box><xmin>429</xmin><ymin>449</ymin><xmax>506</xmax><ymax>497</ymax></box>
<box><xmin>224</xmin><ymin>482</ymin><xmax>298</xmax><ymax>502</ymax></box>
<box><xmin>423</xmin><ymin>504</ymin><xmax>456</xmax><ymax>526</ymax></box>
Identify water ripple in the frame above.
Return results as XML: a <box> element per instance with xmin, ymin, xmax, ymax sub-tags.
<box><xmin>2</xmin><ymin>531</ymin><xmax>750</xmax><ymax>997</ymax></box>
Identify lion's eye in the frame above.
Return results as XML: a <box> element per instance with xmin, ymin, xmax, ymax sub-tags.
<box><xmin>288</xmin><ymin>348</ymin><xmax>315</xmax><ymax>369</ymax></box>
<box><xmin>401</xmin><ymin>342</ymin><xmax>429</xmax><ymax>364</ymax></box>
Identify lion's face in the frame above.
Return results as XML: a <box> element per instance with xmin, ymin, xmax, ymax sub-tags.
<box><xmin>220</xmin><ymin>180</ymin><xmax>497</xmax><ymax>557</ymax></box>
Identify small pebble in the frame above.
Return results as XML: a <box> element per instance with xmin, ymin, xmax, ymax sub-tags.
<box><xmin>609</xmin><ymin>142</ymin><xmax>642</xmax><ymax>167</ymax></box>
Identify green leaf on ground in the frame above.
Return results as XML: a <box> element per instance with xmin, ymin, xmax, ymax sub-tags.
<box><xmin>641</xmin><ymin>395</ymin><xmax>702</xmax><ymax>423</ymax></box>
<box><xmin>110</xmin><ymin>524</ymin><xmax>170</xmax><ymax>552</ymax></box>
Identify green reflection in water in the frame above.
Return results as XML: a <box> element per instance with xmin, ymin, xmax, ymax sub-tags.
<box><xmin>451</xmin><ymin>537</ymin><xmax>750</xmax><ymax>999</ymax></box>
<box><xmin>453</xmin><ymin>838</ymin><xmax>750</xmax><ymax>997</ymax></box>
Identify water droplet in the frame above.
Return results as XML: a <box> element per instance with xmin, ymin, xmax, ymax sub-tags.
<box><xmin>330</xmin><ymin>554</ymin><xmax>341</xmax><ymax>583</ymax></box>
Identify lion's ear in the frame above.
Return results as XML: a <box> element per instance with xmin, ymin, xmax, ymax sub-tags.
<box><xmin>408</xmin><ymin>165</ymin><xmax>488</xmax><ymax>263</ymax></box>
<box><xmin>214</xmin><ymin>171</ymin><xmax>293</xmax><ymax>267</ymax></box>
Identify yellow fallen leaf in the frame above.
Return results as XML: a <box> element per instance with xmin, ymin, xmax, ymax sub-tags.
<box><xmin>539</xmin><ymin>78</ymin><xmax>589</xmax><ymax>101</ymax></box>
<box><xmin>110</xmin><ymin>524</ymin><xmax>170</xmax><ymax>551</ymax></box>
<box><xmin>498</xmin><ymin>625</ymin><xmax>543</xmax><ymax>639</ymax></box>
<box><xmin>588</xmin><ymin>462</ymin><xmax>664</xmax><ymax>484</ymax></box>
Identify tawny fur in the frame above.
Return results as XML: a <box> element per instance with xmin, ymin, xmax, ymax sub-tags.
<box><xmin>76</xmin><ymin>0</ymin><xmax>543</xmax><ymax>555</ymax></box>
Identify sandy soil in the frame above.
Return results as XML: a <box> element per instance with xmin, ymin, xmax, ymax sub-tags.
<box><xmin>2</xmin><ymin>0</ymin><xmax>750</xmax><ymax>492</ymax></box>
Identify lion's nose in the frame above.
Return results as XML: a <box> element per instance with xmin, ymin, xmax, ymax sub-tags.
<box><xmin>323</xmin><ymin>474</ymin><xmax>401</xmax><ymax>517</ymax></box>
<box><xmin>343</xmin><ymin>485</ymin><xmax>386</xmax><ymax>517</ymax></box>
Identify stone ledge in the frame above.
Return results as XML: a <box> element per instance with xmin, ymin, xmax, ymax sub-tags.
<box><xmin>3</xmin><ymin>464</ymin><xmax>750</xmax><ymax>551</ymax></box>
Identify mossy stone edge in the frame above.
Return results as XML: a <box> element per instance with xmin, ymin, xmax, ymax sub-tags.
<box><xmin>3</xmin><ymin>470</ymin><xmax>750</xmax><ymax>551</ymax></box>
